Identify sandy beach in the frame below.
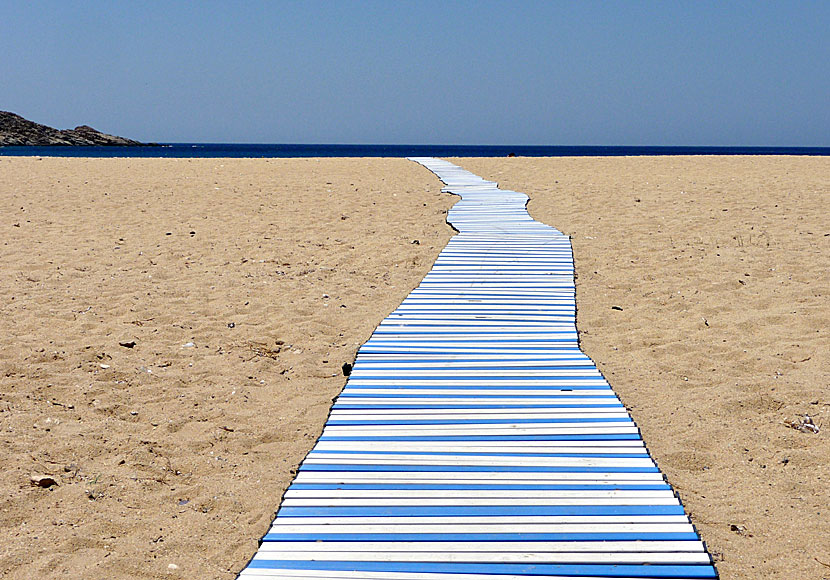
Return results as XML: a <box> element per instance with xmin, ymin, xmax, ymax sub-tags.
<box><xmin>1</xmin><ymin>155</ymin><xmax>828</xmax><ymax>579</ymax></box>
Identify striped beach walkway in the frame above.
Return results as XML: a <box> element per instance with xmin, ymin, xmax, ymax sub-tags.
<box><xmin>238</xmin><ymin>158</ymin><xmax>717</xmax><ymax>579</ymax></box>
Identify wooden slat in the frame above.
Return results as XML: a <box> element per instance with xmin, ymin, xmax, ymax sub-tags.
<box><xmin>253</xmin><ymin>552</ymin><xmax>711</xmax><ymax>565</ymax></box>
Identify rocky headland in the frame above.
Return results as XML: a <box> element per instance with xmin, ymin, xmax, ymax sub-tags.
<box><xmin>0</xmin><ymin>111</ymin><xmax>153</xmax><ymax>146</ymax></box>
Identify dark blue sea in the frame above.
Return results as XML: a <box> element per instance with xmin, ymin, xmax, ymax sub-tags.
<box><xmin>0</xmin><ymin>144</ymin><xmax>827</xmax><ymax>158</ymax></box>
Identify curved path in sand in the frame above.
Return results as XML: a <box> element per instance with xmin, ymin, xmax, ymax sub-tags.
<box><xmin>238</xmin><ymin>158</ymin><xmax>717</xmax><ymax>579</ymax></box>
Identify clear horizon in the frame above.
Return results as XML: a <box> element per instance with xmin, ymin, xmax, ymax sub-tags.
<box><xmin>2</xmin><ymin>1</ymin><xmax>828</xmax><ymax>146</ymax></box>
<box><xmin>151</xmin><ymin>142</ymin><xmax>830</xmax><ymax>148</ymax></box>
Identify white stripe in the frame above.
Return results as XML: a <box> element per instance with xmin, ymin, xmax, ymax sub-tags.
<box><xmin>320</xmin><ymin>427</ymin><xmax>639</xmax><ymax>437</ymax></box>
<box><xmin>260</xmin><ymin>540</ymin><xmax>704</xmax><ymax>553</ymax></box>
<box><xmin>270</xmin><ymin>514</ymin><xmax>686</xmax><ymax>526</ymax></box>
<box><xmin>268</xmin><ymin>523</ymin><xmax>693</xmax><ymax>534</ymax></box>
<box><xmin>252</xmin><ymin>551</ymin><xmax>709</xmax><ymax>565</ymax></box>
<box><xmin>328</xmin><ymin>412</ymin><xmax>629</xmax><ymax>421</ymax></box>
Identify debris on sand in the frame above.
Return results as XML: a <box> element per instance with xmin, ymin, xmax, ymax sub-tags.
<box><xmin>785</xmin><ymin>414</ymin><xmax>820</xmax><ymax>434</ymax></box>
<box><xmin>30</xmin><ymin>474</ymin><xmax>59</xmax><ymax>488</ymax></box>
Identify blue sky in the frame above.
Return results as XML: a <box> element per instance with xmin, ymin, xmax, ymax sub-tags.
<box><xmin>1</xmin><ymin>1</ymin><xmax>828</xmax><ymax>145</ymax></box>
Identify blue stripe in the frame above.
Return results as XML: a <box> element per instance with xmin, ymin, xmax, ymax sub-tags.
<box><xmin>426</xmin><ymin>269</ymin><xmax>575</xmax><ymax>273</ymax></box>
<box><xmin>359</xmin><ymin>347</ymin><xmax>581</xmax><ymax>352</ymax></box>
<box><xmin>309</xmin><ymin>450</ymin><xmax>649</xmax><ymax>458</ymax></box>
<box><xmin>341</xmin><ymin>386</ymin><xmax>610</xmax><ymax>391</ymax></box>
<box><xmin>261</xmin><ymin>532</ymin><xmax>699</xmax><ymax>543</ymax></box>
<box><xmin>351</xmin><ymin>367</ymin><xmax>594</xmax><ymax>372</ymax></box>
<box><xmin>299</xmin><ymin>465</ymin><xmax>658</xmax><ymax>473</ymax></box>
<box><xmin>338</xmin><ymin>391</ymin><xmax>613</xmax><ymax>396</ymax></box>
<box><xmin>338</xmin><ymin>391</ymin><xmax>613</xmax><ymax>397</ymax></box>
<box><xmin>276</xmin><ymin>505</ymin><xmax>687</xmax><ymax>517</ymax></box>
<box><xmin>332</xmin><ymin>404</ymin><xmax>622</xmax><ymax>409</ymax></box>
<box><xmin>355</xmin><ymin>357</ymin><xmax>590</xmax><ymax>361</ymax></box>
<box><xmin>354</xmin><ymin>363</ymin><xmax>593</xmax><ymax>367</ymax></box>
<box><xmin>247</xmin><ymin>560</ymin><xmax>715</xmax><ymax>578</ymax></box>
<box><xmin>319</xmin><ymin>434</ymin><xmax>643</xmax><ymax>441</ymax></box>
<box><xmin>408</xmin><ymin>290</ymin><xmax>574</xmax><ymax>293</ymax></box>
<box><xmin>389</xmin><ymin>311</ymin><xmax>576</xmax><ymax>315</ymax></box>
<box><xmin>373</xmin><ymin>331</ymin><xmax>578</xmax><ymax>335</ymax></box>
<box><xmin>325</xmin><ymin>418</ymin><xmax>632</xmax><ymax>425</ymax></box>
<box><xmin>290</xmin><ymin>483</ymin><xmax>669</xmax><ymax>490</ymax></box>
<box><xmin>418</xmin><ymin>279</ymin><xmax>573</xmax><ymax>283</ymax></box>
<box><xmin>407</xmin><ymin>293</ymin><xmax>574</xmax><ymax>297</ymax></box>
<box><xmin>394</xmin><ymin>306</ymin><xmax>575</xmax><ymax>310</ymax></box>
<box><xmin>347</xmin><ymin>375</ymin><xmax>605</xmax><ymax>380</ymax></box>
<box><xmin>365</xmin><ymin>338</ymin><xmax>578</xmax><ymax>343</ymax></box>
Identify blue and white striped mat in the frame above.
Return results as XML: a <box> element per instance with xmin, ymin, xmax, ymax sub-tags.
<box><xmin>238</xmin><ymin>158</ymin><xmax>717</xmax><ymax>579</ymax></box>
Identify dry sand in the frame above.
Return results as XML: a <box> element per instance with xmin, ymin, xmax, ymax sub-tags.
<box><xmin>0</xmin><ymin>155</ymin><xmax>827</xmax><ymax>579</ymax></box>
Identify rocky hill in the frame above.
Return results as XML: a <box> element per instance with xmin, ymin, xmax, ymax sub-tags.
<box><xmin>0</xmin><ymin>111</ymin><xmax>152</xmax><ymax>146</ymax></box>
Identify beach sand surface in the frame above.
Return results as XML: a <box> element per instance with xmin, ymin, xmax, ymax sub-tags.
<box><xmin>1</xmin><ymin>155</ymin><xmax>828</xmax><ymax>579</ymax></box>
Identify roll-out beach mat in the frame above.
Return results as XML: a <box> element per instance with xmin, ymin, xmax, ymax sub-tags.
<box><xmin>237</xmin><ymin>158</ymin><xmax>717</xmax><ymax>579</ymax></box>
